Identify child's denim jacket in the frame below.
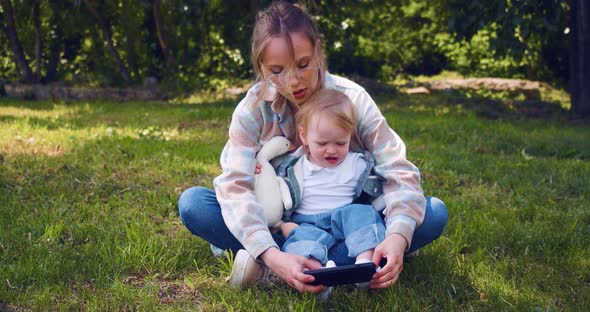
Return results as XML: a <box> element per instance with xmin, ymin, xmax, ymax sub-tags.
<box><xmin>273</xmin><ymin>147</ymin><xmax>387</xmax><ymax>221</ymax></box>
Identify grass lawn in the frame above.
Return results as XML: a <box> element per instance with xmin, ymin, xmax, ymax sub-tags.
<box><xmin>0</xmin><ymin>88</ymin><xmax>589</xmax><ymax>311</ymax></box>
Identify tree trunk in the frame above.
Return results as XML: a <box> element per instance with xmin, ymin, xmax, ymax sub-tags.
<box><xmin>45</xmin><ymin>0</ymin><xmax>63</xmax><ymax>82</ymax></box>
<box><xmin>122</xmin><ymin>0</ymin><xmax>140</xmax><ymax>82</ymax></box>
<box><xmin>33</xmin><ymin>1</ymin><xmax>42</xmax><ymax>81</ymax></box>
<box><xmin>204</xmin><ymin>7</ymin><xmax>213</xmax><ymax>75</ymax></box>
<box><xmin>82</xmin><ymin>0</ymin><xmax>132</xmax><ymax>84</ymax></box>
<box><xmin>153</xmin><ymin>0</ymin><xmax>176</xmax><ymax>68</ymax></box>
<box><xmin>570</xmin><ymin>0</ymin><xmax>590</xmax><ymax>119</ymax></box>
<box><xmin>1</xmin><ymin>0</ymin><xmax>35</xmax><ymax>83</ymax></box>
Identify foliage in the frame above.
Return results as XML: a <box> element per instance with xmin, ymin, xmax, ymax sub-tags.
<box><xmin>0</xmin><ymin>0</ymin><xmax>572</xmax><ymax>91</ymax></box>
<box><xmin>0</xmin><ymin>0</ymin><xmax>254</xmax><ymax>89</ymax></box>
<box><xmin>315</xmin><ymin>0</ymin><xmax>448</xmax><ymax>81</ymax></box>
<box><xmin>1</xmin><ymin>93</ymin><xmax>589</xmax><ymax>310</ymax></box>
<box><xmin>438</xmin><ymin>24</ymin><xmax>524</xmax><ymax>79</ymax></box>
<box><xmin>441</xmin><ymin>0</ymin><xmax>569</xmax><ymax>84</ymax></box>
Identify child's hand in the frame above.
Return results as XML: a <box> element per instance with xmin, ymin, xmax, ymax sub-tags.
<box><xmin>255</xmin><ymin>163</ymin><xmax>261</xmax><ymax>174</ymax></box>
<box><xmin>370</xmin><ymin>233</ymin><xmax>407</xmax><ymax>289</ymax></box>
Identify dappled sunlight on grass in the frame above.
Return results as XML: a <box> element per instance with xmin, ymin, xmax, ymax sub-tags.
<box><xmin>0</xmin><ymin>120</ymin><xmax>227</xmax><ymax>163</ymax></box>
<box><xmin>467</xmin><ymin>260</ymin><xmax>555</xmax><ymax>309</ymax></box>
<box><xmin>0</xmin><ymin>105</ymin><xmax>67</xmax><ymax>119</ymax></box>
<box><xmin>1</xmin><ymin>95</ymin><xmax>589</xmax><ymax>310</ymax></box>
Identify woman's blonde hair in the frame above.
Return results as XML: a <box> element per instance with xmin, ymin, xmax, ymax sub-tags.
<box><xmin>251</xmin><ymin>1</ymin><xmax>327</xmax><ymax>103</ymax></box>
<box><xmin>296</xmin><ymin>89</ymin><xmax>356</xmax><ymax>142</ymax></box>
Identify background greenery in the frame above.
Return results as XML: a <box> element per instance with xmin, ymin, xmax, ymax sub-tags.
<box><xmin>0</xmin><ymin>0</ymin><xmax>570</xmax><ymax>92</ymax></box>
<box><xmin>1</xmin><ymin>87</ymin><xmax>588</xmax><ymax>310</ymax></box>
<box><xmin>1</xmin><ymin>0</ymin><xmax>588</xmax><ymax>310</ymax></box>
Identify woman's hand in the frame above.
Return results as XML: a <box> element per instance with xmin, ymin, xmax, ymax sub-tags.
<box><xmin>370</xmin><ymin>233</ymin><xmax>407</xmax><ymax>289</ymax></box>
<box><xmin>259</xmin><ymin>247</ymin><xmax>326</xmax><ymax>293</ymax></box>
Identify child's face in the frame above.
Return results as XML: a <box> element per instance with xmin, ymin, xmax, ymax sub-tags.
<box><xmin>300</xmin><ymin>112</ymin><xmax>351</xmax><ymax>168</ymax></box>
<box><xmin>262</xmin><ymin>32</ymin><xmax>320</xmax><ymax>106</ymax></box>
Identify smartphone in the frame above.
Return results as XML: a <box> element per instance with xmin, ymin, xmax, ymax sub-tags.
<box><xmin>304</xmin><ymin>262</ymin><xmax>376</xmax><ymax>286</ymax></box>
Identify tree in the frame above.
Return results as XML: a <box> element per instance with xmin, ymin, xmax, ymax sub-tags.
<box><xmin>442</xmin><ymin>0</ymin><xmax>587</xmax><ymax>119</ymax></box>
<box><xmin>121</xmin><ymin>0</ymin><xmax>141</xmax><ymax>81</ymax></box>
<box><xmin>45</xmin><ymin>0</ymin><xmax>65</xmax><ymax>82</ymax></box>
<box><xmin>1</xmin><ymin>0</ymin><xmax>35</xmax><ymax>82</ymax></box>
<box><xmin>153</xmin><ymin>0</ymin><xmax>176</xmax><ymax>69</ymax></box>
<box><xmin>32</xmin><ymin>0</ymin><xmax>42</xmax><ymax>81</ymax></box>
<box><xmin>443</xmin><ymin>0</ymin><xmax>568</xmax><ymax>80</ymax></box>
<box><xmin>82</xmin><ymin>0</ymin><xmax>132</xmax><ymax>83</ymax></box>
<box><xmin>569</xmin><ymin>0</ymin><xmax>590</xmax><ymax>119</ymax></box>
<box><xmin>314</xmin><ymin>0</ymin><xmax>447</xmax><ymax>80</ymax></box>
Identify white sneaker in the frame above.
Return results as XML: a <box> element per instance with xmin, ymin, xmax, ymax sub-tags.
<box><xmin>318</xmin><ymin>260</ymin><xmax>336</xmax><ymax>303</ymax></box>
<box><xmin>228</xmin><ymin>249</ymin><xmax>276</xmax><ymax>288</ymax></box>
<box><xmin>404</xmin><ymin>249</ymin><xmax>420</xmax><ymax>259</ymax></box>
<box><xmin>210</xmin><ymin>244</ymin><xmax>225</xmax><ymax>258</ymax></box>
<box><xmin>354</xmin><ymin>258</ymin><xmax>374</xmax><ymax>289</ymax></box>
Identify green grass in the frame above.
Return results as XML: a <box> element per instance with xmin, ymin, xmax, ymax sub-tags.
<box><xmin>1</xmin><ymin>91</ymin><xmax>589</xmax><ymax>311</ymax></box>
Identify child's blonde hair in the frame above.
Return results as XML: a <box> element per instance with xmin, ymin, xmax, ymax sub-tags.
<box><xmin>296</xmin><ymin>89</ymin><xmax>356</xmax><ymax>140</ymax></box>
<box><xmin>251</xmin><ymin>1</ymin><xmax>327</xmax><ymax>102</ymax></box>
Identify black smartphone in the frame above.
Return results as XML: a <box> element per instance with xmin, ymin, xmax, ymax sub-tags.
<box><xmin>304</xmin><ymin>262</ymin><xmax>376</xmax><ymax>286</ymax></box>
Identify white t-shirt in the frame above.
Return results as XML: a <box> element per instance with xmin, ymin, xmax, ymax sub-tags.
<box><xmin>296</xmin><ymin>152</ymin><xmax>367</xmax><ymax>215</ymax></box>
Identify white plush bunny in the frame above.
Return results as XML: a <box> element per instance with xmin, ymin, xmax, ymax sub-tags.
<box><xmin>255</xmin><ymin>136</ymin><xmax>293</xmax><ymax>228</ymax></box>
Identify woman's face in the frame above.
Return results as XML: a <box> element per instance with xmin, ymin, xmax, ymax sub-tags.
<box><xmin>262</xmin><ymin>32</ymin><xmax>320</xmax><ymax>106</ymax></box>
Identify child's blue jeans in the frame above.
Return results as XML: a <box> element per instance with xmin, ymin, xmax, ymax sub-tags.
<box><xmin>178</xmin><ymin>187</ymin><xmax>448</xmax><ymax>265</ymax></box>
<box><xmin>282</xmin><ymin>204</ymin><xmax>386</xmax><ymax>265</ymax></box>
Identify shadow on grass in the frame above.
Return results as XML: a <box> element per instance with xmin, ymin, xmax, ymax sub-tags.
<box><xmin>381</xmin><ymin>88</ymin><xmax>570</xmax><ymax>121</ymax></box>
<box><xmin>398</xmin><ymin>231</ymin><xmax>586</xmax><ymax>310</ymax></box>
<box><xmin>446</xmin><ymin>88</ymin><xmax>567</xmax><ymax>120</ymax></box>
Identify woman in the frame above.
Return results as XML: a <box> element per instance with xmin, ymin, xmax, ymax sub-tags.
<box><xmin>178</xmin><ymin>1</ymin><xmax>448</xmax><ymax>293</ymax></box>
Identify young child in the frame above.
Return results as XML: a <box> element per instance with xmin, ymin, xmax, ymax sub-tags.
<box><xmin>279</xmin><ymin>89</ymin><xmax>386</xmax><ymax>295</ymax></box>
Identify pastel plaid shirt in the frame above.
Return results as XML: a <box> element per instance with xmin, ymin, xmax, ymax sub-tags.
<box><xmin>213</xmin><ymin>73</ymin><xmax>426</xmax><ymax>259</ymax></box>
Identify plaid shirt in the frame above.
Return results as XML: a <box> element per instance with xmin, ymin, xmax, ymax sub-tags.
<box><xmin>213</xmin><ymin>73</ymin><xmax>426</xmax><ymax>259</ymax></box>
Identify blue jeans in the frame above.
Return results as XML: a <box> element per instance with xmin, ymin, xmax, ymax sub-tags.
<box><xmin>178</xmin><ymin>187</ymin><xmax>448</xmax><ymax>265</ymax></box>
<box><xmin>283</xmin><ymin>204</ymin><xmax>386</xmax><ymax>265</ymax></box>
